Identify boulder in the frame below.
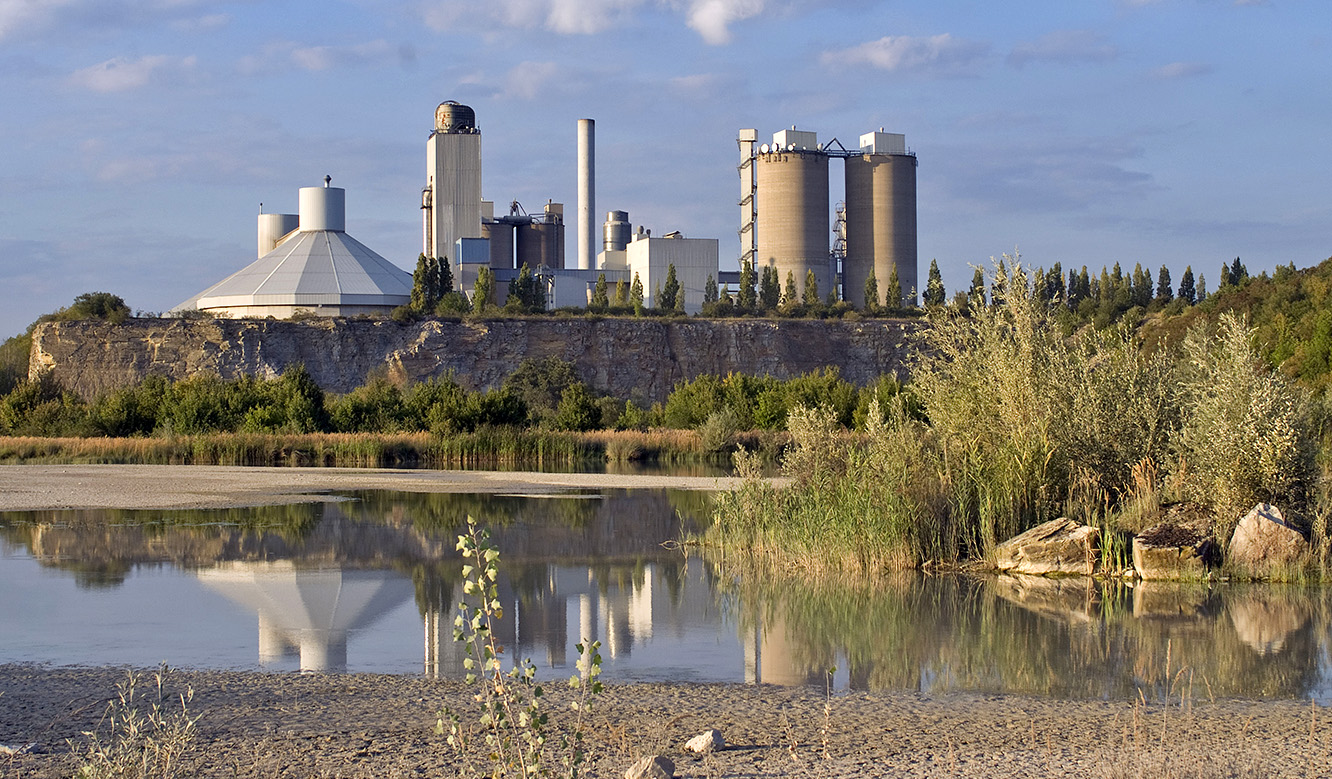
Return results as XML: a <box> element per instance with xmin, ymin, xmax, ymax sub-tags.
<box><xmin>994</xmin><ymin>518</ymin><xmax>1099</xmax><ymax>576</ymax></box>
<box><xmin>1227</xmin><ymin>503</ymin><xmax>1308</xmax><ymax>578</ymax></box>
<box><xmin>625</xmin><ymin>755</ymin><xmax>675</xmax><ymax>779</ymax></box>
<box><xmin>685</xmin><ymin>729</ymin><xmax>725</xmax><ymax>754</ymax></box>
<box><xmin>1132</xmin><ymin>520</ymin><xmax>1219</xmax><ymax>581</ymax></box>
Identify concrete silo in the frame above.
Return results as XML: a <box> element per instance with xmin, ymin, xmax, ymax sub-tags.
<box><xmin>754</xmin><ymin>128</ymin><xmax>831</xmax><ymax>299</ymax></box>
<box><xmin>424</xmin><ymin>101</ymin><xmax>482</xmax><ymax>285</ymax></box>
<box><xmin>843</xmin><ymin>130</ymin><xmax>917</xmax><ymax>308</ymax></box>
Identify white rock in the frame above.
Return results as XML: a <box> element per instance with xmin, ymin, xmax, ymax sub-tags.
<box><xmin>625</xmin><ymin>755</ymin><xmax>675</xmax><ymax>779</ymax></box>
<box><xmin>685</xmin><ymin>729</ymin><xmax>725</xmax><ymax>754</ymax></box>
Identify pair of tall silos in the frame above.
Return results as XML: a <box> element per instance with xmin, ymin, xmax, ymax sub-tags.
<box><xmin>742</xmin><ymin>128</ymin><xmax>916</xmax><ymax>308</ymax></box>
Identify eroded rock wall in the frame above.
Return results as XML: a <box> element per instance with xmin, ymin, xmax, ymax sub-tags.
<box><xmin>30</xmin><ymin>317</ymin><xmax>920</xmax><ymax>402</ymax></box>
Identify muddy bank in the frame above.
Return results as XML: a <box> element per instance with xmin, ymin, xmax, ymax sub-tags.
<box><xmin>0</xmin><ymin>464</ymin><xmax>749</xmax><ymax>512</ymax></box>
<box><xmin>1</xmin><ymin>665</ymin><xmax>1328</xmax><ymax>778</ymax></box>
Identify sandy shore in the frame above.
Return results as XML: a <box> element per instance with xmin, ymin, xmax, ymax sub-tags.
<box><xmin>0</xmin><ymin>463</ymin><xmax>751</xmax><ymax>512</ymax></box>
<box><xmin>2</xmin><ymin>665</ymin><xmax>1328</xmax><ymax>778</ymax></box>
<box><xmin>3</xmin><ymin>464</ymin><xmax>1330</xmax><ymax>777</ymax></box>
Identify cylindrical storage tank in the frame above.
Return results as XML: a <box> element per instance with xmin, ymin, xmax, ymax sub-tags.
<box><xmin>298</xmin><ymin>186</ymin><xmax>345</xmax><ymax>232</ymax></box>
<box><xmin>434</xmin><ymin>101</ymin><xmax>476</xmax><ymax>133</ymax></box>
<box><xmin>481</xmin><ymin>221</ymin><xmax>514</xmax><ymax>269</ymax></box>
<box><xmin>516</xmin><ymin>222</ymin><xmax>563</xmax><ymax>269</ymax></box>
<box><xmin>844</xmin><ymin>153</ymin><xmax>917</xmax><ymax>308</ymax></box>
<box><xmin>755</xmin><ymin>150</ymin><xmax>830</xmax><ymax>299</ymax></box>
<box><xmin>603</xmin><ymin>210</ymin><xmax>631</xmax><ymax>252</ymax></box>
<box><xmin>257</xmin><ymin>213</ymin><xmax>299</xmax><ymax>258</ymax></box>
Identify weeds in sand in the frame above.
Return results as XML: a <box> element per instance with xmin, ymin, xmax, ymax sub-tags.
<box><xmin>820</xmin><ymin>666</ymin><xmax>836</xmax><ymax>760</ymax></box>
<box><xmin>70</xmin><ymin>663</ymin><xmax>198</xmax><ymax>779</ymax></box>
<box><xmin>438</xmin><ymin>515</ymin><xmax>601</xmax><ymax>779</ymax></box>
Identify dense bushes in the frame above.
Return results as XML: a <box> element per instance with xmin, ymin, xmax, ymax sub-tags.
<box><xmin>710</xmin><ymin>261</ymin><xmax>1321</xmax><ymax>572</ymax></box>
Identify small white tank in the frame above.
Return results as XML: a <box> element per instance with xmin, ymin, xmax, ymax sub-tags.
<box><xmin>257</xmin><ymin>213</ymin><xmax>299</xmax><ymax>258</ymax></box>
<box><xmin>298</xmin><ymin>181</ymin><xmax>345</xmax><ymax>232</ymax></box>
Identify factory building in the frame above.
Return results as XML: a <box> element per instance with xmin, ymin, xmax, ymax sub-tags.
<box><xmin>172</xmin><ymin>178</ymin><xmax>412</xmax><ymax>318</ymax></box>
<box><xmin>422</xmin><ymin>101</ymin><xmax>483</xmax><ymax>282</ymax></box>
<box><xmin>739</xmin><ymin>125</ymin><xmax>917</xmax><ymax>307</ymax></box>
<box><xmin>598</xmin><ymin>212</ymin><xmax>717</xmax><ymax>314</ymax></box>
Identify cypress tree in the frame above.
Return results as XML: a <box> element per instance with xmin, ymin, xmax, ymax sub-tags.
<box><xmin>759</xmin><ymin>266</ymin><xmax>780</xmax><ymax>310</ymax></box>
<box><xmin>703</xmin><ymin>274</ymin><xmax>718</xmax><ymax>305</ymax></box>
<box><xmin>1156</xmin><ymin>265</ymin><xmax>1173</xmax><ymax>304</ymax></box>
<box><xmin>886</xmin><ymin>265</ymin><xmax>902</xmax><ymax>310</ymax></box>
<box><xmin>783</xmin><ymin>270</ymin><xmax>798</xmax><ymax>307</ymax></box>
<box><xmin>614</xmin><ymin>277</ymin><xmax>628</xmax><ymax>307</ymax></box>
<box><xmin>864</xmin><ymin>267</ymin><xmax>880</xmax><ymax>312</ymax></box>
<box><xmin>630</xmin><ymin>273</ymin><xmax>644</xmax><ymax>316</ymax></box>
<box><xmin>803</xmin><ymin>269</ymin><xmax>820</xmax><ymax>306</ymax></box>
<box><xmin>660</xmin><ymin>263</ymin><xmax>680</xmax><ymax>311</ymax></box>
<box><xmin>1178</xmin><ymin>266</ymin><xmax>1196</xmax><ymax>305</ymax></box>
<box><xmin>738</xmin><ymin>259</ymin><xmax>757</xmax><ymax>311</ymax></box>
<box><xmin>473</xmin><ymin>267</ymin><xmax>492</xmax><ymax>312</ymax></box>
<box><xmin>591</xmin><ymin>273</ymin><xmax>609</xmax><ymax>310</ymax></box>
<box><xmin>923</xmin><ymin>259</ymin><xmax>945</xmax><ymax>307</ymax></box>
<box><xmin>410</xmin><ymin>254</ymin><xmax>430</xmax><ymax>313</ymax></box>
<box><xmin>968</xmin><ymin>268</ymin><xmax>986</xmax><ymax>309</ymax></box>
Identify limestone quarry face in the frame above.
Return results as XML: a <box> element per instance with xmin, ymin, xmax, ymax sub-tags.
<box><xmin>29</xmin><ymin>317</ymin><xmax>920</xmax><ymax>403</ymax></box>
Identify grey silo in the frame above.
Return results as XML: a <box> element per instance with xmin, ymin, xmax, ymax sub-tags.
<box><xmin>844</xmin><ymin>132</ymin><xmax>917</xmax><ymax>308</ymax></box>
<box><xmin>754</xmin><ymin>139</ymin><xmax>831</xmax><ymax>300</ymax></box>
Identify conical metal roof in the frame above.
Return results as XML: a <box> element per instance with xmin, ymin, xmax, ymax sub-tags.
<box><xmin>183</xmin><ymin>230</ymin><xmax>412</xmax><ymax>311</ymax></box>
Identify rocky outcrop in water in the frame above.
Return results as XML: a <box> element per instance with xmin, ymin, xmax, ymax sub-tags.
<box><xmin>30</xmin><ymin>316</ymin><xmax>920</xmax><ymax>403</ymax></box>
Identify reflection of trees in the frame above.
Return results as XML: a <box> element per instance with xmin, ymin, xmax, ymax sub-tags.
<box><xmin>714</xmin><ymin>561</ymin><xmax>1326</xmax><ymax>699</ymax></box>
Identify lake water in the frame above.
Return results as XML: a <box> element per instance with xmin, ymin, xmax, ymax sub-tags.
<box><xmin>2</xmin><ymin>489</ymin><xmax>1331</xmax><ymax>702</ymax></box>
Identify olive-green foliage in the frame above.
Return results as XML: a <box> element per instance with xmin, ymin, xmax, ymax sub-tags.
<box><xmin>1172</xmin><ymin>313</ymin><xmax>1314</xmax><ymax>526</ymax></box>
<box><xmin>502</xmin><ymin>357</ymin><xmax>585</xmax><ymax>428</ymax></box>
<box><xmin>662</xmin><ymin>368</ymin><xmax>860</xmax><ymax>432</ymax></box>
<box><xmin>405</xmin><ymin>376</ymin><xmax>527</xmax><ymax>435</ymax></box>
<box><xmin>0</xmin><ymin>333</ymin><xmax>30</xmax><ymax>395</ymax></box>
<box><xmin>45</xmin><ymin>292</ymin><xmax>132</xmax><ymax>324</ymax></box>
<box><xmin>328</xmin><ymin>376</ymin><xmax>407</xmax><ymax>433</ymax></box>
<box><xmin>549</xmin><ymin>384</ymin><xmax>601</xmax><ymax>431</ymax></box>
<box><xmin>0</xmin><ymin>374</ymin><xmax>90</xmax><ymax>436</ymax></box>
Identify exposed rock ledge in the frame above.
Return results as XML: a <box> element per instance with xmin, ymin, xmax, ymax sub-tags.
<box><xmin>30</xmin><ymin>317</ymin><xmax>920</xmax><ymax>403</ymax></box>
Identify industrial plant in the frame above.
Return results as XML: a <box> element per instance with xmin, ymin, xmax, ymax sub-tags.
<box><xmin>174</xmin><ymin>102</ymin><xmax>917</xmax><ymax>317</ymax></box>
<box><xmin>740</xmin><ymin>126</ymin><xmax>918</xmax><ymax>307</ymax></box>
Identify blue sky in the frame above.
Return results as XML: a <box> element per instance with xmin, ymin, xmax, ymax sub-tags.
<box><xmin>2</xmin><ymin>0</ymin><xmax>1329</xmax><ymax>338</ymax></box>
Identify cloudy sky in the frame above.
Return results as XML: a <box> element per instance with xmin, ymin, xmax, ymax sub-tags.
<box><xmin>2</xmin><ymin>0</ymin><xmax>1329</xmax><ymax>337</ymax></box>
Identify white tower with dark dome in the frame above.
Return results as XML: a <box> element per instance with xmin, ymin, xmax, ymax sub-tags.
<box><xmin>423</xmin><ymin>101</ymin><xmax>482</xmax><ymax>285</ymax></box>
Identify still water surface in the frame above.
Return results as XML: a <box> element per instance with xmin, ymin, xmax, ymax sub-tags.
<box><xmin>2</xmin><ymin>489</ymin><xmax>1331</xmax><ymax>702</ymax></box>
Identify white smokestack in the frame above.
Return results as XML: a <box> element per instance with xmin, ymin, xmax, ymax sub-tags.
<box><xmin>577</xmin><ymin>118</ymin><xmax>595</xmax><ymax>270</ymax></box>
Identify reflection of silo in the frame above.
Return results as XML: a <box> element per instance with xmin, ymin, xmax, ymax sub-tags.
<box><xmin>481</xmin><ymin>221</ymin><xmax>514</xmax><ymax>269</ymax></box>
<box><xmin>603</xmin><ymin>211</ymin><xmax>631</xmax><ymax>253</ymax></box>
<box><xmin>516</xmin><ymin>221</ymin><xmax>564</xmax><ymax>269</ymax></box>
<box><xmin>844</xmin><ymin>133</ymin><xmax>917</xmax><ymax>308</ymax></box>
<box><xmin>755</xmin><ymin>149</ymin><xmax>830</xmax><ymax>298</ymax></box>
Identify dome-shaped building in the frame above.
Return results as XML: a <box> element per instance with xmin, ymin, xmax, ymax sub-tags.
<box><xmin>173</xmin><ymin>178</ymin><xmax>412</xmax><ymax>318</ymax></box>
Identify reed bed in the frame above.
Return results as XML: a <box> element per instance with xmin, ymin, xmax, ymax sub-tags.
<box><xmin>0</xmin><ymin>428</ymin><xmax>751</xmax><ymax>470</ymax></box>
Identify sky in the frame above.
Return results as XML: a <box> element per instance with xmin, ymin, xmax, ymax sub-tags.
<box><xmin>2</xmin><ymin>0</ymin><xmax>1330</xmax><ymax>338</ymax></box>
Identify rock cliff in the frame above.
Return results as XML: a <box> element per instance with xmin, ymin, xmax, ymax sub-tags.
<box><xmin>30</xmin><ymin>316</ymin><xmax>920</xmax><ymax>403</ymax></box>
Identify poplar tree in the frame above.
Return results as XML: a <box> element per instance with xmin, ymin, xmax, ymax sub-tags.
<box><xmin>410</xmin><ymin>254</ymin><xmax>430</xmax><ymax>312</ymax></box>
<box><xmin>783</xmin><ymin>270</ymin><xmax>798</xmax><ymax>307</ymax></box>
<box><xmin>802</xmin><ymin>270</ymin><xmax>820</xmax><ymax>306</ymax></box>
<box><xmin>473</xmin><ymin>267</ymin><xmax>493</xmax><ymax>312</ymax></box>
<box><xmin>864</xmin><ymin>268</ymin><xmax>880</xmax><ymax>312</ymax></box>
<box><xmin>759</xmin><ymin>266</ymin><xmax>780</xmax><ymax>310</ymax></box>
<box><xmin>738</xmin><ymin>259</ymin><xmax>757</xmax><ymax>311</ymax></box>
<box><xmin>591</xmin><ymin>273</ymin><xmax>609</xmax><ymax>310</ymax></box>
<box><xmin>630</xmin><ymin>273</ymin><xmax>644</xmax><ymax>316</ymax></box>
<box><xmin>703</xmin><ymin>274</ymin><xmax>719</xmax><ymax>305</ymax></box>
<box><xmin>886</xmin><ymin>265</ymin><xmax>903</xmax><ymax>310</ymax></box>
<box><xmin>614</xmin><ymin>277</ymin><xmax>629</xmax><ymax>307</ymax></box>
<box><xmin>660</xmin><ymin>263</ymin><xmax>680</xmax><ymax>311</ymax></box>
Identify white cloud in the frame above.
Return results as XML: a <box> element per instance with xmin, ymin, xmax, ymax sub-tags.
<box><xmin>238</xmin><ymin>39</ymin><xmax>401</xmax><ymax>74</ymax></box>
<box><xmin>420</xmin><ymin>0</ymin><xmax>759</xmax><ymax>43</ymax></box>
<box><xmin>547</xmin><ymin>0</ymin><xmax>643</xmax><ymax>34</ymax></box>
<box><xmin>685</xmin><ymin>0</ymin><xmax>763</xmax><ymax>45</ymax></box>
<box><xmin>68</xmin><ymin>54</ymin><xmax>196</xmax><ymax>93</ymax></box>
<box><xmin>0</xmin><ymin>0</ymin><xmax>77</xmax><ymax>40</ymax></box>
<box><xmin>1151</xmin><ymin>61</ymin><xmax>1213</xmax><ymax>80</ymax></box>
<box><xmin>0</xmin><ymin>0</ymin><xmax>224</xmax><ymax>41</ymax></box>
<box><xmin>1008</xmin><ymin>29</ymin><xmax>1117</xmax><ymax>68</ymax></box>
<box><xmin>501</xmin><ymin>60</ymin><xmax>561</xmax><ymax>99</ymax></box>
<box><xmin>822</xmin><ymin>34</ymin><xmax>989</xmax><ymax>75</ymax></box>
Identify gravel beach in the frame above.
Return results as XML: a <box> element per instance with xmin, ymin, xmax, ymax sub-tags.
<box><xmin>2</xmin><ymin>465</ymin><xmax>1330</xmax><ymax>777</ymax></box>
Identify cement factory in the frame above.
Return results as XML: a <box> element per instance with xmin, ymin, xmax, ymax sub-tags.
<box><xmin>173</xmin><ymin>102</ymin><xmax>917</xmax><ymax>317</ymax></box>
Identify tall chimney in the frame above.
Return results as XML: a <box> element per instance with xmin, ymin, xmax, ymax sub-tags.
<box><xmin>577</xmin><ymin>118</ymin><xmax>595</xmax><ymax>270</ymax></box>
